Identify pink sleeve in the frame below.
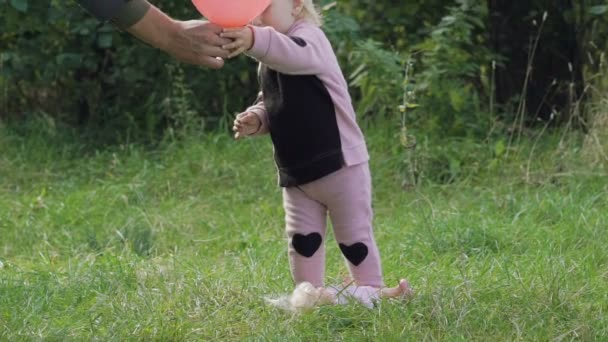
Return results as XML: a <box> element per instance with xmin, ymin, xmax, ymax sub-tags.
<box><xmin>247</xmin><ymin>25</ymin><xmax>328</xmax><ymax>75</ymax></box>
<box><xmin>245</xmin><ymin>92</ymin><xmax>270</xmax><ymax>136</ymax></box>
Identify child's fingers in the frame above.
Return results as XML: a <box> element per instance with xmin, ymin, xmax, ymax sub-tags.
<box><xmin>233</xmin><ymin>125</ymin><xmax>244</xmax><ymax>138</ymax></box>
<box><xmin>236</xmin><ymin>112</ymin><xmax>256</xmax><ymax>124</ymax></box>
<box><xmin>227</xmin><ymin>47</ymin><xmax>241</xmax><ymax>58</ymax></box>
<box><xmin>222</xmin><ymin>27</ymin><xmax>247</xmax><ymax>33</ymax></box>
<box><xmin>220</xmin><ymin>30</ymin><xmax>244</xmax><ymax>39</ymax></box>
<box><xmin>236</xmin><ymin>112</ymin><xmax>250</xmax><ymax>121</ymax></box>
<box><xmin>222</xmin><ymin>40</ymin><xmax>243</xmax><ymax>51</ymax></box>
<box><xmin>228</xmin><ymin>46</ymin><xmax>247</xmax><ymax>58</ymax></box>
<box><xmin>240</xmin><ymin>112</ymin><xmax>258</xmax><ymax>124</ymax></box>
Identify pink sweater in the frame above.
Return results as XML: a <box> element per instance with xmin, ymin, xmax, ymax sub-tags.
<box><xmin>245</xmin><ymin>20</ymin><xmax>369</xmax><ymax>187</ymax></box>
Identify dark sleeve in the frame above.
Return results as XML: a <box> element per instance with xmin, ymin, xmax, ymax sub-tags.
<box><xmin>78</xmin><ymin>0</ymin><xmax>151</xmax><ymax>29</ymax></box>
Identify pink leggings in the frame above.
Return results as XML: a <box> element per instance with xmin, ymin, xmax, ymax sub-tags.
<box><xmin>282</xmin><ymin>162</ymin><xmax>384</xmax><ymax>288</ymax></box>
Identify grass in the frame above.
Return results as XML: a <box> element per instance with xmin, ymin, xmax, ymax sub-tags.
<box><xmin>0</xmin><ymin>121</ymin><xmax>607</xmax><ymax>341</ymax></box>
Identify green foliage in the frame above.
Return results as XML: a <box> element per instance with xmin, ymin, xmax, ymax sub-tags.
<box><xmin>1</xmin><ymin>0</ymin><xmax>606</xmax><ymax>142</ymax></box>
<box><xmin>344</xmin><ymin>1</ymin><xmax>497</xmax><ymax>137</ymax></box>
<box><xmin>0</xmin><ymin>0</ymin><xmax>258</xmax><ymax>141</ymax></box>
<box><xmin>348</xmin><ymin>40</ymin><xmax>403</xmax><ymax>118</ymax></box>
<box><xmin>408</xmin><ymin>0</ymin><xmax>498</xmax><ymax>136</ymax></box>
<box><xmin>0</xmin><ymin>0</ymin><xmax>471</xmax><ymax>141</ymax></box>
<box><xmin>336</xmin><ymin>0</ymin><xmax>456</xmax><ymax>50</ymax></box>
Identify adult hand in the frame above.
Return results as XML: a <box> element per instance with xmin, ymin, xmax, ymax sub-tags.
<box><xmin>166</xmin><ymin>20</ymin><xmax>232</xmax><ymax>68</ymax></box>
<box><xmin>127</xmin><ymin>5</ymin><xmax>232</xmax><ymax>68</ymax></box>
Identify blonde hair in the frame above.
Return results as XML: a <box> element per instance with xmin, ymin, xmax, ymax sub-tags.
<box><xmin>296</xmin><ymin>0</ymin><xmax>322</xmax><ymax>26</ymax></box>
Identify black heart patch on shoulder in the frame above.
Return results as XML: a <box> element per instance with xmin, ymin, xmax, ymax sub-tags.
<box><xmin>339</xmin><ymin>242</ymin><xmax>368</xmax><ymax>266</ymax></box>
<box><xmin>292</xmin><ymin>233</ymin><xmax>322</xmax><ymax>258</ymax></box>
<box><xmin>289</xmin><ymin>36</ymin><xmax>308</xmax><ymax>47</ymax></box>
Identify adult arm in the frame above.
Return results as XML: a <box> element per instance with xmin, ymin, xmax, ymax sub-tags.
<box><xmin>78</xmin><ymin>0</ymin><xmax>230</xmax><ymax>68</ymax></box>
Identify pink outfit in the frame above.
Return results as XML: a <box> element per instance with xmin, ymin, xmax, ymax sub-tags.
<box><xmin>283</xmin><ymin>163</ymin><xmax>383</xmax><ymax>287</ymax></box>
<box><xmin>246</xmin><ymin>20</ymin><xmax>369</xmax><ymax>168</ymax></box>
<box><xmin>243</xmin><ymin>20</ymin><xmax>384</xmax><ymax>288</ymax></box>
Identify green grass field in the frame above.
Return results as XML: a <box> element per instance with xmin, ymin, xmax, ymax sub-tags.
<box><xmin>1</xmin><ymin>122</ymin><xmax>607</xmax><ymax>340</ymax></box>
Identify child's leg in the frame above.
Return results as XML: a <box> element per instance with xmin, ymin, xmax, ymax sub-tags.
<box><xmin>306</xmin><ymin>163</ymin><xmax>384</xmax><ymax>287</ymax></box>
<box><xmin>283</xmin><ymin>186</ymin><xmax>328</xmax><ymax>288</ymax></box>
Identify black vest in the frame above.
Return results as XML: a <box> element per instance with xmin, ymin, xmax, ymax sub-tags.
<box><xmin>261</xmin><ymin>64</ymin><xmax>344</xmax><ymax>187</ymax></box>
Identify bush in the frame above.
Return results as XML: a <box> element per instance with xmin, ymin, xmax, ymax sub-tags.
<box><xmin>1</xmin><ymin>0</ymin><xmax>467</xmax><ymax>141</ymax></box>
<box><xmin>1</xmin><ymin>0</ymin><xmax>498</xmax><ymax>142</ymax></box>
<box><xmin>345</xmin><ymin>1</ymin><xmax>498</xmax><ymax>137</ymax></box>
<box><xmin>3</xmin><ymin>0</ymin><xmax>603</xmax><ymax>144</ymax></box>
<box><xmin>0</xmin><ymin>0</ymin><xmax>258</xmax><ymax>142</ymax></box>
<box><xmin>409</xmin><ymin>0</ymin><xmax>498</xmax><ymax>137</ymax></box>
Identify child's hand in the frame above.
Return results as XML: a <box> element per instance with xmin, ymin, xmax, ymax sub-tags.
<box><xmin>233</xmin><ymin>111</ymin><xmax>261</xmax><ymax>139</ymax></box>
<box><xmin>221</xmin><ymin>27</ymin><xmax>254</xmax><ymax>59</ymax></box>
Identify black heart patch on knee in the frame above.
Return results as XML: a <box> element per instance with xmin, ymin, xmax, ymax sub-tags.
<box><xmin>339</xmin><ymin>242</ymin><xmax>368</xmax><ymax>266</ymax></box>
<box><xmin>292</xmin><ymin>233</ymin><xmax>322</xmax><ymax>258</ymax></box>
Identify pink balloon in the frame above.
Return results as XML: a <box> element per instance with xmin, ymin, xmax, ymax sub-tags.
<box><xmin>192</xmin><ymin>0</ymin><xmax>271</xmax><ymax>28</ymax></box>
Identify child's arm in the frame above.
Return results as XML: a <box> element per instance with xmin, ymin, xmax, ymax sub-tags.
<box><xmin>233</xmin><ymin>93</ymin><xmax>269</xmax><ymax>139</ymax></box>
<box><xmin>248</xmin><ymin>25</ymin><xmax>328</xmax><ymax>75</ymax></box>
<box><xmin>222</xmin><ymin>25</ymin><xmax>329</xmax><ymax>75</ymax></box>
<box><xmin>246</xmin><ymin>92</ymin><xmax>270</xmax><ymax>135</ymax></box>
